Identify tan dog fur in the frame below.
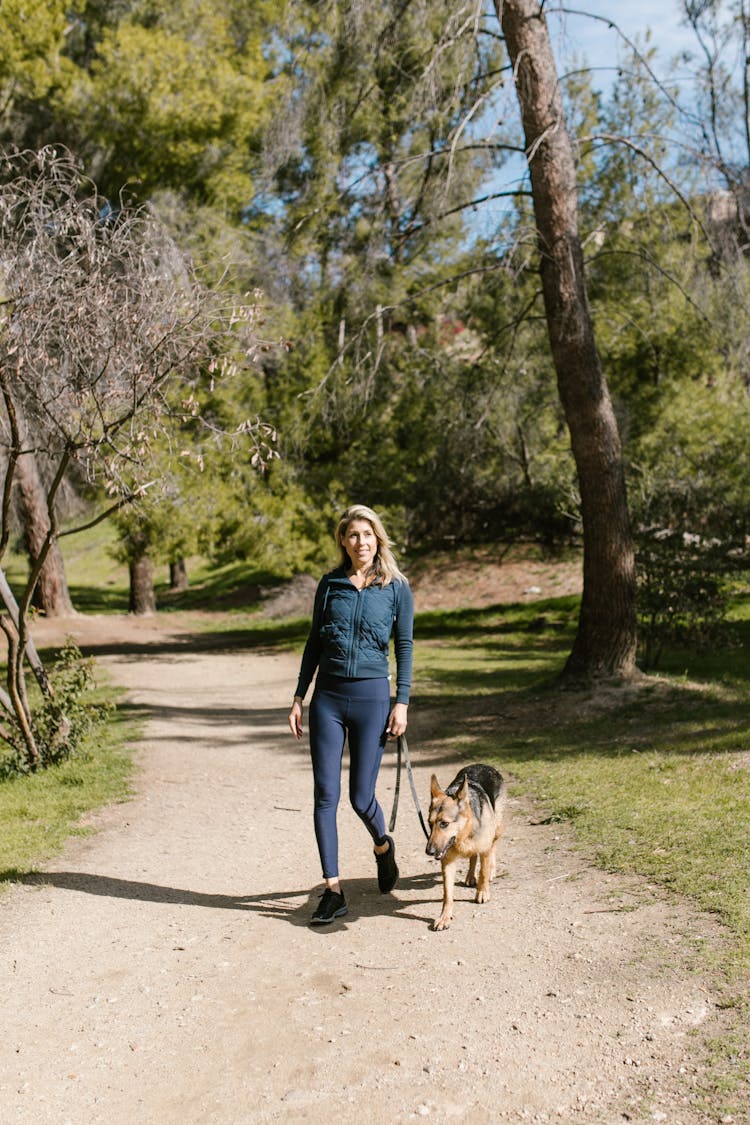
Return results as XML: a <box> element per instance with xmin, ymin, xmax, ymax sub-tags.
<box><xmin>426</xmin><ymin>765</ymin><xmax>505</xmax><ymax>931</ymax></box>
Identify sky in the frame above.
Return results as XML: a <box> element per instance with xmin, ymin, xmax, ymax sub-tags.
<box><xmin>472</xmin><ymin>1</ymin><xmax>704</xmax><ymax>233</ymax></box>
<box><xmin>551</xmin><ymin>0</ymin><xmax>698</xmax><ymax>84</ymax></box>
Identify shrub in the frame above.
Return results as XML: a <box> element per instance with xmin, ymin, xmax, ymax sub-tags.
<box><xmin>0</xmin><ymin>643</ymin><xmax>113</xmax><ymax>777</ymax></box>
<box><xmin>635</xmin><ymin>526</ymin><xmax>738</xmax><ymax>668</ymax></box>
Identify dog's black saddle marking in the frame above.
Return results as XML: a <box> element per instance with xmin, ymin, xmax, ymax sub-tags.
<box><xmin>446</xmin><ymin>763</ymin><xmax>504</xmax><ymax>820</ymax></box>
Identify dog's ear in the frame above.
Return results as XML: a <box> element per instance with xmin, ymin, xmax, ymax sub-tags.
<box><xmin>456</xmin><ymin>775</ymin><xmax>469</xmax><ymax>803</ymax></box>
<box><xmin>430</xmin><ymin>774</ymin><xmax>442</xmax><ymax>799</ymax></box>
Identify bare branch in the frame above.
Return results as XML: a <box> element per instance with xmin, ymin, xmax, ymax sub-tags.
<box><xmin>0</xmin><ymin>146</ymin><xmax>273</xmax><ymax>768</ymax></box>
<box><xmin>582</xmin><ymin>132</ymin><xmax>711</xmax><ymax>240</ymax></box>
<box><xmin>549</xmin><ymin>6</ymin><xmax>686</xmax><ymax>118</ymax></box>
<box><xmin>585</xmin><ymin>247</ymin><xmax>713</xmax><ymax>325</ymax></box>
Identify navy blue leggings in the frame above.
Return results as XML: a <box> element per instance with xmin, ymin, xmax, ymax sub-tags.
<box><xmin>309</xmin><ymin>675</ymin><xmax>391</xmax><ymax>879</ymax></box>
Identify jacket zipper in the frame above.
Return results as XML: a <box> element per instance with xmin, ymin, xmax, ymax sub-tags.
<box><xmin>347</xmin><ymin>586</ymin><xmax>364</xmax><ymax>677</ymax></box>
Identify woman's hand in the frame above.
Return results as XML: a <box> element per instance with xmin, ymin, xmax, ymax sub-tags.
<box><xmin>288</xmin><ymin>698</ymin><xmax>304</xmax><ymax>739</ymax></box>
<box><xmin>386</xmin><ymin>702</ymin><xmax>408</xmax><ymax>738</ymax></box>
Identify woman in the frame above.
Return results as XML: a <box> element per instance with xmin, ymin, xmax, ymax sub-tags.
<box><xmin>288</xmin><ymin>504</ymin><xmax>414</xmax><ymax>925</ymax></box>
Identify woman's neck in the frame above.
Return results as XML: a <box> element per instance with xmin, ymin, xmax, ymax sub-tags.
<box><xmin>347</xmin><ymin>563</ymin><xmax>371</xmax><ymax>588</ymax></box>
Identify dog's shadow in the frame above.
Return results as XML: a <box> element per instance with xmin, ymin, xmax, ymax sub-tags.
<box><xmin>18</xmin><ymin>870</ymin><xmax>443</xmax><ymax>930</ymax></box>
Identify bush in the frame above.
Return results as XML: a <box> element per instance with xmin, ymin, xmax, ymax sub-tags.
<box><xmin>0</xmin><ymin>643</ymin><xmax>113</xmax><ymax>777</ymax></box>
<box><xmin>635</xmin><ymin>526</ymin><xmax>738</xmax><ymax>668</ymax></box>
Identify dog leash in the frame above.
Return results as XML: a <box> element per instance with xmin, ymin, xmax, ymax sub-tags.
<box><xmin>389</xmin><ymin>733</ymin><xmax>429</xmax><ymax>839</ymax></box>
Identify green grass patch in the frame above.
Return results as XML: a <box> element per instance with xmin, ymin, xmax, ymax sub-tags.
<box><xmin>413</xmin><ymin>596</ymin><xmax>750</xmax><ymax>960</ymax></box>
<box><xmin>415</xmin><ymin>598</ymin><xmax>579</xmax><ymax>696</ymax></box>
<box><xmin>5</xmin><ymin>519</ymin><xmax>132</xmax><ymax>614</ymax></box>
<box><xmin>0</xmin><ymin>686</ymin><xmax>137</xmax><ymax>886</ymax></box>
<box><xmin>499</xmin><ymin>719</ymin><xmax>750</xmax><ymax>936</ymax></box>
<box><xmin>5</xmin><ymin>521</ymin><xmax>283</xmax><ymax>616</ymax></box>
<box><xmin>412</xmin><ymin>593</ymin><xmax>750</xmax><ymax>1106</ymax></box>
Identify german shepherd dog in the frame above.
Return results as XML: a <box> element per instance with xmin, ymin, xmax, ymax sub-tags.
<box><xmin>426</xmin><ymin>764</ymin><xmax>505</xmax><ymax>931</ymax></box>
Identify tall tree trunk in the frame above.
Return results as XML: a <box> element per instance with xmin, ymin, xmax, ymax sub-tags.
<box><xmin>169</xmin><ymin>557</ymin><xmax>188</xmax><ymax>591</ymax></box>
<box><xmin>497</xmin><ymin>0</ymin><xmax>637</xmax><ymax>684</ymax></box>
<box><xmin>129</xmin><ymin>552</ymin><xmax>156</xmax><ymax>615</ymax></box>
<box><xmin>15</xmin><ymin>451</ymin><xmax>75</xmax><ymax>617</ymax></box>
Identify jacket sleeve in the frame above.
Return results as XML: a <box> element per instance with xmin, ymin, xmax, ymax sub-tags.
<box><xmin>392</xmin><ymin>579</ymin><xmax>414</xmax><ymax>705</ymax></box>
<box><xmin>294</xmin><ymin>575</ymin><xmax>328</xmax><ymax>700</ymax></box>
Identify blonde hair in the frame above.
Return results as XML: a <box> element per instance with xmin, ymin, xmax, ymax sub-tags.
<box><xmin>335</xmin><ymin>504</ymin><xmax>406</xmax><ymax>587</ymax></box>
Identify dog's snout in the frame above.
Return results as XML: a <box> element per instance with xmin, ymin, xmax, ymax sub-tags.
<box><xmin>425</xmin><ymin>839</ymin><xmax>435</xmax><ymax>857</ymax></box>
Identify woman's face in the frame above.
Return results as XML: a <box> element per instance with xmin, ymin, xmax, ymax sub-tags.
<box><xmin>342</xmin><ymin>519</ymin><xmax>378</xmax><ymax>571</ymax></box>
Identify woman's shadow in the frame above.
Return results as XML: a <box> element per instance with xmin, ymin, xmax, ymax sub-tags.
<box><xmin>18</xmin><ymin>869</ymin><xmax>441</xmax><ymax>929</ymax></box>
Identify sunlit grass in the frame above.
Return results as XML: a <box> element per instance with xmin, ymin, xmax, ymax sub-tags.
<box><xmin>412</xmin><ymin>593</ymin><xmax>750</xmax><ymax>1106</ymax></box>
<box><xmin>0</xmin><ymin>689</ymin><xmax>137</xmax><ymax>884</ymax></box>
<box><xmin>414</xmin><ymin>597</ymin><xmax>750</xmax><ymax>959</ymax></box>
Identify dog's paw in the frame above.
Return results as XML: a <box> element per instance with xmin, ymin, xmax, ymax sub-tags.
<box><xmin>432</xmin><ymin>916</ymin><xmax>452</xmax><ymax>931</ymax></box>
<box><xmin>464</xmin><ymin>874</ymin><xmax>477</xmax><ymax>888</ymax></box>
<box><xmin>475</xmin><ymin>887</ymin><xmax>490</xmax><ymax>904</ymax></box>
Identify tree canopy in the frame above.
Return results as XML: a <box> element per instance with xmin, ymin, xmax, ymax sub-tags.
<box><xmin>0</xmin><ymin>0</ymin><xmax>747</xmax><ymax>677</ymax></box>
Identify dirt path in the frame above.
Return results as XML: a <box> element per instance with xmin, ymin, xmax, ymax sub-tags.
<box><xmin>0</xmin><ymin>624</ymin><xmax>728</xmax><ymax>1124</ymax></box>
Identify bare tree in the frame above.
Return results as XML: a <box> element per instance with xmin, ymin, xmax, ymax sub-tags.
<box><xmin>495</xmin><ymin>0</ymin><xmax>638</xmax><ymax>683</ymax></box>
<box><xmin>679</xmin><ymin>0</ymin><xmax>750</xmax><ymax>258</ymax></box>
<box><xmin>0</xmin><ymin>147</ymin><xmax>274</xmax><ymax>768</ymax></box>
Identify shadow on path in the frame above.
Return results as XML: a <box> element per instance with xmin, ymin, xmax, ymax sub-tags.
<box><xmin>20</xmin><ymin>870</ymin><xmax>441</xmax><ymax>930</ymax></box>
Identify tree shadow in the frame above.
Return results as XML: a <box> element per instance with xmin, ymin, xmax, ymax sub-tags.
<box><xmin>414</xmin><ymin>596</ymin><xmax>579</xmax><ymax>638</ymax></box>
<box><xmin>36</xmin><ymin>620</ymin><xmax>310</xmax><ymax>661</ymax></box>
<box><xmin>109</xmin><ymin>700</ymin><xmax>318</xmax><ymax>765</ymax></box>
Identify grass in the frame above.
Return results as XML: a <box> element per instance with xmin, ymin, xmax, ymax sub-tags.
<box><xmin>411</xmin><ymin>596</ymin><xmax>750</xmax><ymax>949</ymax></box>
<box><xmin>409</xmin><ymin>592</ymin><xmax>750</xmax><ymax>1111</ymax></box>
<box><xmin>0</xmin><ymin>687</ymin><xmax>138</xmax><ymax>884</ymax></box>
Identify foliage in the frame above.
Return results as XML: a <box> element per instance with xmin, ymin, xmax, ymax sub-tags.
<box><xmin>61</xmin><ymin>0</ymin><xmax>273</xmax><ymax>211</ymax></box>
<box><xmin>0</xmin><ymin>681</ymin><xmax>135</xmax><ymax>883</ymax></box>
<box><xmin>0</xmin><ymin>643</ymin><xmax>113</xmax><ymax>777</ymax></box>
<box><xmin>0</xmin><ymin>147</ymin><xmax>273</xmax><ymax>765</ymax></box>
<box><xmin>0</xmin><ymin>0</ymin><xmax>76</xmax><ymax>145</ymax></box>
<box><xmin>628</xmin><ymin>373</ymin><xmax>749</xmax><ymax>666</ymax></box>
<box><xmin>635</xmin><ymin>527</ymin><xmax>736</xmax><ymax>668</ymax></box>
<box><xmin>251</xmin><ymin>0</ymin><xmax>541</xmax><ymax>549</ymax></box>
<box><xmin>0</xmin><ymin>0</ymin><xmax>275</xmax><ymax>214</ymax></box>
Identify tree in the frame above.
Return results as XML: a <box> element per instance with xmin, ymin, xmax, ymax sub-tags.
<box><xmin>255</xmin><ymin>0</ymin><xmax>529</xmax><ymax>544</ymax></box>
<box><xmin>55</xmin><ymin>0</ymin><xmax>274</xmax><ymax>213</ymax></box>
<box><xmin>263</xmin><ymin>3</ymin><xmax>750</xmax><ymax>683</ymax></box>
<box><xmin>13</xmin><ymin>438</ymin><xmax>75</xmax><ymax>616</ymax></box>
<box><xmin>0</xmin><ymin>147</ymin><xmax>273</xmax><ymax>767</ymax></box>
<box><xmin>679</xmin><ymin>0</ymin><xmax>750</xmax><ymax>201</ymax></box>
<box><xmin>495</xmin><ymin>0</ymin><xmax>638</xmax><ymax>683</ymax></box>
<box><xmin>0</xmin><ymin>0</ymin><xmax>73</xmax><ymax>147</ymax></box>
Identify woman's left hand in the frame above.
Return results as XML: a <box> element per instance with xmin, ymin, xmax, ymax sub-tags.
<box><xmin>386</xmin><ymin>702</ymin><xmax>408</xmax><ymax>738</ymax></box>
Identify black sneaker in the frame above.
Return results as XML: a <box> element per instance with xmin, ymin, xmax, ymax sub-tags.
<box><xmin>375</xmin><ymin>836</ymin><xmax>399</xmax><ymax>893</ymax></box>
<box><xmin>310</xmin><ymin>888</ymin><xmax>348</xmax><ymax>925</ymax></box>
